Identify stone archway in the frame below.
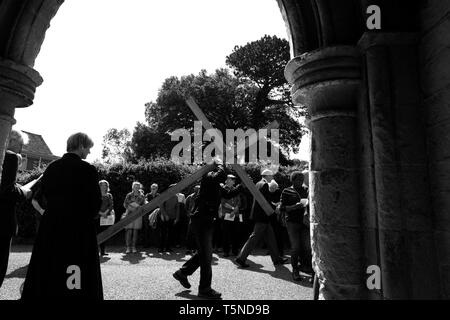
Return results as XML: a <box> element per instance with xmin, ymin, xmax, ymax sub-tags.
<box><xmin>0</xmin><ymin>0</ymin><xmax>449</xmax><ymax>299</ymax></box>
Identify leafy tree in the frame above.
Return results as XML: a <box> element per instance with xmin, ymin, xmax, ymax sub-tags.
<box><xmin>131</xmin><ymin>121</ymin><xmax>175</xmax><ymax>161</ymax></box>
<box><xmin>101</xmin><ymin>128</ymin><xmax>132</xmax><ymax>164</ymax></box>
<box><xmin>134</xmin><ymin>35</ymin><xmax>306</xmax><ymax>162</ymax></box>
<box><xmin>225</xmin><ymin>34</ymin><xmax>307</xmax><ymax>143</ymax></box>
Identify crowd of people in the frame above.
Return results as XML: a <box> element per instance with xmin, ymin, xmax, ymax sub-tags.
<box><xmin>0</xmin><ymin>131</ymin><xmax>313</xmax><ymax>300</ymax></box>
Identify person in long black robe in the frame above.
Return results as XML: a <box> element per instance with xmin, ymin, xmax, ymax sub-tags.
<box><xmin>21</xmin><ymin>132</ymin><xmax>102</xmax><ymax>300</ymax></box>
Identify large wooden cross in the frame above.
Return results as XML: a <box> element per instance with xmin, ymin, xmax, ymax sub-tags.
<box><xmin>97</xmin><ymin>98</ymin><xmax>278</xmax><ymax>244</ymax></box>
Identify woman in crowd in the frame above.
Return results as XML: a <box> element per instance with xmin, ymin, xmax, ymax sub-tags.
<box><xmin>97</xmin><ymin>180</ymin><xmax>114</xmax><ymax>256</ymax></box>
<box><xmin>123</xmin><ymin>181</ymin><xmax>145</xmax><ymax>253</ymax></box>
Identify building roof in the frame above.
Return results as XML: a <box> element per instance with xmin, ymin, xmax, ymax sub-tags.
<box><xmin>21</xmin><ymin>130</ymin><xmax>59</xmax><ymax>159</ymax></box>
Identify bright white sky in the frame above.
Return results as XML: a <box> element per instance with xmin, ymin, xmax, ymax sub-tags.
<box><xmin>14</xmin><ymin>0</ymin><xmax>310</xmax><ymax>162</ymax></box>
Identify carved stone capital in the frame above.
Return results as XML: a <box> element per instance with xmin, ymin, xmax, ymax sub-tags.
<box><xmin>285</xmin><ymin>46</ymin><xmax>361</xmax><ymax>116</ymax></box>
<box><xmin>0</xmin><ymin>58</ymin><xmax>43</xmax><ymax>109</ymax></box>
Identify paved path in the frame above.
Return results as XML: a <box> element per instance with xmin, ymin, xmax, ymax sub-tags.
<box><xmin>0</xmin><ymin>245</ymin><xmax>313</xmax><ymax>300</ymax></box>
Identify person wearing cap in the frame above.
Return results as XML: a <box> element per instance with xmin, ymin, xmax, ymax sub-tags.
<box><xmin>220</xmin><ymin>174</ymin><xmax>242</xmax><ymax>257</ymax></box>
<box><xmin>234</xmin><ymin>169</ymin><xmax>288</xmax><ymax>268</ymax></box>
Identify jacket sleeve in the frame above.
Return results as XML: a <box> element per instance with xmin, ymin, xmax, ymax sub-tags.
<box><xmin>0</xmin><ymin>152</ymin><xmax>26</xmax><ymax>203</ymax></box>
<box><xmin>221</xmin><ymin>184</ymin><xmax>242</xmax><ymax>200</ymax></box>
<box><xmin>123</xmin><ymin>193</ymin><xmax>131</xmax><ymax>209</ymax></box>
<box><xmin>108</xmin><ymin>193</ymin><xmax>114</xmax><ymax>213</ymax></box>
<box><xmin>210</xmin><ymin>165</ymin><xmax>226</xmax><ymax>184</ymax></box>
<box><xmin>87</xmin><ymin>165</ymin><xmax>102</xmax><ymax>217</ymax></box>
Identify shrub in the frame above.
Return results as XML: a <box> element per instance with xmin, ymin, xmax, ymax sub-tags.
<box><xmin>13</xmin><ymin>158</ymin><xmax>308</xmax><ymax>243</ymax></box>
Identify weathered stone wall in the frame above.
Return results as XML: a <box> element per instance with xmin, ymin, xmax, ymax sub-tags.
<box><xmin>359</xmin><ymin>32</ymin><xmax>440</xmax><ymax>299</ymax></box>
<box><xmin>420</xmin><ymin>1</ymin><xmax>450</xmax><ymax>299</ymax></box>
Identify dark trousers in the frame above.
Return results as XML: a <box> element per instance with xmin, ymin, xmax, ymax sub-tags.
<box><xmin>159</xmin><ymin>219</ymin><xmax>175</xmax><ymax>250</ymax></box>
<box><xmin>97</xmin><ymin>226</ymin><xmax>108</xmax><ymax>254</ymax></box>
<box><xmin>0</xmin><ymin>235</ymin><xmax>12</xmax><ymax>288</ymax></box>
<box><xmin>237</xmin><ymin>222</ymin><xmax>281</xmax><ymax>263</ymax></box>
<box><xmin>173</xmin><ymin>217</ymin><xmax>188</xmax><ymax>247</ymax></box>
<box><xmin>222</xmin><ymin>220</ymin><xmax>242</xmax><ymax>255</ymax></box>
<box><xmin>270</xmin><ymin>218</ymin><xmax>285</xmax><ymax>256</ymax></box>
<box><xmin>179</xmin><ymin>217</ymin><xmax>214</xmax><ymax>291</ymax></box>
<box><xmin>286</xmin><ymin>221</ymin><xmax>312</xmax><ymax>272</ymax></box>
<box><xmin>185</xmin><ymin>220</ymin><xmax>196</xmax><ymax>251</ymax></box>
<box><xmin>212</xmin><ymin>218</ymin><xmax>223</xmax><ymax>250</ymax></box>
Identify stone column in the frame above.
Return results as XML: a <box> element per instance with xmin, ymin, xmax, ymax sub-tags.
<box><xmin>358</xmin><ymin>32</ymin><xmax>440</xmax><ymax>299</ymax></box>
<box><xmin>0</xmin><ymin>58</ymin><xmax>42</xmax><ymax>180</ymax></box>
<box><xmin>420</xmin><ymin>2</ymin><xmax>450</xmax><ymax>299</ymax></box>
<box><xmin>285</xmin><ymin>46</ymin><xmax>364</xmax><ymax>299</ymax></box>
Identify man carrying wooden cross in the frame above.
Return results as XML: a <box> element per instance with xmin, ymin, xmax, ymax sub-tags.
<box><xmin>173</xmin><ymin>157</ymin><xmax>243</xmax><ymax>300</ymax></box>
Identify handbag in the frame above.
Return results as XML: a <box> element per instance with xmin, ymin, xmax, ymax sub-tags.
<box><xmin>100</xmin><ymin>209</ymin><xmax>115</xmax><ymax>226</ymax></box>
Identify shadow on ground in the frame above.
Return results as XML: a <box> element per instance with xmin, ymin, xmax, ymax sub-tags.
<box><xmin>175</xmin><ymin>289</ymin><xmax>202</xmax><ymax>300</ymax></box>
<box><xmin>120</xmin><ymin>252</ymin><xmax>146</xmax><ymax>264</ymax></box>
<box><xmin>232</xmin><ymin>259</ymin><xmax>313</xmax><ymax>288</ymax></box>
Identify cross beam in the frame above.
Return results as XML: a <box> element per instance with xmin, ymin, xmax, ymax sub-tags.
<box><xmin>97</xmin><ymin>99</ymin><xmax>278</xmax><ymax>244</ymax></box>
<box><xmin>185</xmin><ymin>97</ymin><xmax>275</xmax><ymax>216</ymax></box>
<box><xmin>97</xmin><ymin>164</ymin><xmax>215</xmax><ymax>244</ymax></box>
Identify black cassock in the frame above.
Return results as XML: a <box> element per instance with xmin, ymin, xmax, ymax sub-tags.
<box><xmin>21</xmin><ymin>153</ymin><xmax>103</xmax><ymax>300</ymax></box>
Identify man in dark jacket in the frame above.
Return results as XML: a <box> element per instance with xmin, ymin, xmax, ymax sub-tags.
<box><xmin>234</xmin><ymin>169</ymin><xmax>288</xmax><ymax>268</ymax></box>
<box><xmin>21</xmin><ymin>132</ymin><xmax>103</xmax><ymax>300</ymax></box>
<box><xmin>0</xmin><ymin>130</ymin><xmax>31</xmax><ymax>288</ymax></box>
<box><xmin>173</xmin><ymin>158</ymin><xmax>242</xmax><ymax>299</ymax></box>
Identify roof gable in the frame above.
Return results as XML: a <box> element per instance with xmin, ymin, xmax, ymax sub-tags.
<box><xmin>21</xmin><ymin>130</ymin><xmax>56</xmax><ymax>157</ymax></box>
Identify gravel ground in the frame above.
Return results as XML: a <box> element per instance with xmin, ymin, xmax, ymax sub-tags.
<box><xmin>0</xmin><ymin>245</ymin><xmax>312</xmax><ymax>300</ymax></box>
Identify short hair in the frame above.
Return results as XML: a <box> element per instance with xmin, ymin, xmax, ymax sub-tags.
<box><xmin>66</xmin><ymin>132</ymin><xmax>94</xmax><ymax>152</ymax></box>
<box><xmin>99</xmin><ymin>180</ymin><xmax>110</xmax><ymax>191</ymax></box>
<box><xmin>132</xmin><ymin>181</ymin><xmax>142</xmax><ymax>189</ymax></box>
<box><xmin>290</xmin><ymin>171</ymin><xmax>304</xmax><ymax>183</ymax></box>
<box><xmin>151</xmin><ymin>183</ymin><xmax>158</xmax><ymax>189</ymax></box>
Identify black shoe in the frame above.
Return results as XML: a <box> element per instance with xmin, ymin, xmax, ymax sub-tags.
<box><xmin>198</xmin><ymin>288</ymin><xmax>222</xmax><ymax>300</ymax></box>
<box><xmin>173</xmin><ymin>270</ymin><xmax>191</xmax><ymax>289</ymax></box>
<box><xmin>274</xmin><ymin>257</ymin><xmax>289</xmax><ymax>266</ymax></box>
<box><xmin>185</xmin><ymin>250</ymin><xmax>192</xmax><ymax>255</ymax></box>
<box><xmin>292</xmin><ymin>270</ymin><xmax>302</xmax><ymax>282</ymax></box>
<box><xmin>299</xmin><ymin>265</ymin><xmax>314</xmax><ymax>275</ymax></box>
<box><xmin>234</xmin><ymin>258</ymin><xmax>249</xmax><ymax>268</ymax></box>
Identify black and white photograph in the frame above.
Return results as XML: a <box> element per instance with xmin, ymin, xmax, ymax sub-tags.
<box><xmin>0</xmin><ymin>0</ymin><xmax>449</xmax><ymax>314</ymax></box>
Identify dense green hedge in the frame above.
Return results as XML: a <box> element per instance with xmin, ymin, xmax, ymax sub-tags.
<box><xmin>15</xmin><ymin>159</ymin><xmax>307</xmax><ymax>241</ymax></box>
